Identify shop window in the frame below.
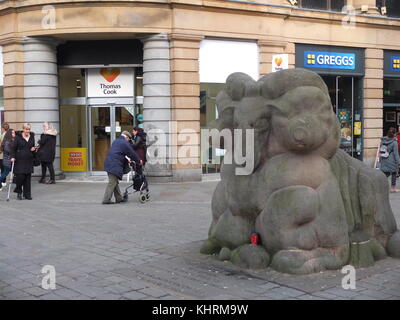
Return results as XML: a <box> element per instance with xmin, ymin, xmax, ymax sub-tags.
<box><xmin>200</xmin><ymin>83</ymin><xmax>225</xmax><ymax>174</ymax></box>
<box><xmin>299</xmin><ymin>0</ymin><xmax>345</xmax><ymax>11</ymax></box>
<box><xmin>60</xmin><ymin>106</ymin><xmax>87</xmax><ymax>149</ymax></box>
<box><xmin>59</xmin><ymin>68</ymin><xmax>86</xmax><ymax>98</ymax></box>
<box><xmin>377</xmin><ymin>0</ymin><xmax>400</xmax><ymax>18</ymax></box>
<box><xmin>199</xmin><ymin>39</ymin><xmax>259</xmax><ymax>174</ymax></box>
<box><xmin>384</xmin><ymin>79</ymin><xmax>400</xmax><ymax>103</ymax></box>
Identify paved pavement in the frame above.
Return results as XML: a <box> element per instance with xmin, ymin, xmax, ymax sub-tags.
<box><xmin>0</xmin><ymin>177</ymin><xmax>399</xmax><ymax>300</ymax></box>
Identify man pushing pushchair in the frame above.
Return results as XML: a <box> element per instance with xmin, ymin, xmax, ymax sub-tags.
<box><xmin>102</xmin><ymin>131</ymin><xmax>142</xmax><ymax>205</ymax></box>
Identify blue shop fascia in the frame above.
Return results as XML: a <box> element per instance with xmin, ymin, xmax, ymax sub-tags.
<box><xmin>383</xmin><ymin>50</ymin><xmax>400</xmax><ymax>137</ymax></box>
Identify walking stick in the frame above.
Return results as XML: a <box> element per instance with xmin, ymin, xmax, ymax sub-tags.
<box><xmin>6</xmin><ymin>161</ymin><xmax>15</xmax><ymax>202</ymax></box>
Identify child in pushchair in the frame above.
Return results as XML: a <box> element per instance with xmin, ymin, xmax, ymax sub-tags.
<box><xmin>123</xmin><ymin>160</ymin><xmax>150</xmax><ymax>203</ymax></box>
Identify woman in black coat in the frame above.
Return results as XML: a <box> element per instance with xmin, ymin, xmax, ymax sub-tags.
<box><xmin>131</xmin><ymin>127</ymin><xmax>147</xmax><ymax>165</ymax></box>
<box><xmin>38</xmin><ymin>122</ymin><xmax>57</xmax><ymax>184</ymax></box>
<box><xmin>11</xmin><ymin>123</ymin><xmax>36</xmax><ymax>200</ymax></box>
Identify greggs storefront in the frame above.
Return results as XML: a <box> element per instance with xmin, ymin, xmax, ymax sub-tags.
<box><xmin>296</xmin><ymin>44</ymin><xmax>365</xmax><ymax>160</ymax></box>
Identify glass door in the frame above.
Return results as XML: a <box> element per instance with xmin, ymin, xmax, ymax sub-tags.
<box><xmin>90</xmin><ymin>106</ymin><xmax>111</xmax><ymax>171</ymax></box>
<box><xmin>322</xmin><ymin>75</ymin><xmax>363</xmax><ymax>160</ymax></box>
<box><xmin>115</xmin><ymin>106</ymin><xmax>135</xmax><ymax>139</ymax></box>
<box><xmin>89</xmin><ymin>104</ymin><xmax>135</xmax><ymax>172</ymax></box>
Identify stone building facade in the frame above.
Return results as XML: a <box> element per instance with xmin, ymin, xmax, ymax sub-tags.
<box><xmin>0</xmin><ymin>0</ymin><xmax>399</xmax><ymax>181</ymax></box>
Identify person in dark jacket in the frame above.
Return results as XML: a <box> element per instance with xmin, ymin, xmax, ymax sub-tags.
<box><xmin>0</xmin><ymin>123</ymin><xmax>10</xmax><ymax>187</ymax></box>
<box><xmin>102</xmin><ymin>131</ymin><xmax>141</xmax><ymax>204</ymax></box>
<box><xmin>0</xmin><ymin>129</ymin><xmax>15</xmax><ymax>191</ymax></box>
<box><xmin>379</xmin><ymin>127</ymin><xmax>400</xmax><ymax>193</ymax></box>
<box><xmin>11</xmin><ymin>123</ymin><xmax>36</xmax><ymax>200</ymax></box>
<box><xmin>131</xmin><ymin>127</ymin><xmax>147</xmax><ymax>165</ymax></box>
<box><xmin>38</xmin><ymin>122</ymin><xmax>57</xmax><ymax>184</ymax></box>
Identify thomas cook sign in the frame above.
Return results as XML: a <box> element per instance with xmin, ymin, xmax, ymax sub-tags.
<box><xmin>88</xmin><ymin>68</ymin><xmax>134</xmax><ymax>97</ymax></box>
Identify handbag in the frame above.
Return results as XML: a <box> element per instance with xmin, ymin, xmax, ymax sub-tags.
<box><xmin>33</xmin><ymin>149</ymin><xmax>41</xmax><ymax>167</ymax></box>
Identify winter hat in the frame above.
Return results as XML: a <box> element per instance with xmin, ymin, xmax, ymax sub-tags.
<box><xmin>121</xmin><ymin>131</ymin><xmax>132</xmax><ymax>139</ymax></box>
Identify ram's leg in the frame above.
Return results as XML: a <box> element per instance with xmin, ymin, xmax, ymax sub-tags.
<box><xmin>270</xmin><ymin>246</ymin><xmax>349</xmax><ymax>274</ymax></box>
<box><xmin>256</xmin><ymin>184</ymin><xmax>349</xmax><ymax>274</ymax></box>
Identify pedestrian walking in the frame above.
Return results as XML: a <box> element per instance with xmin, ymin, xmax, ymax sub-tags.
<box><xmin>0</xmin><ymin>129</ymin><xmax>15</xmax><ymax>191</ymax></box>
<box><xmin>11</xmin><ymin>123</ymin><xmax>36</xmax><ymax>200</ymax></box>
<box><xmin>37</xmin><ymin>122</ymin><xmax>57</xmax><ymax>184</ymax></box>
<box><xmin>379</xmin><ymin>127</ymin><xmax>400</xmax><ymax>193</ymax></box>
<box><xmin>131</xmin><ymin>126</ymin><xmax>147</xmax><ymax>165</ymax></box>
<box><xmin>0</xmin><ymin>123</ymin><xmax>10</xmax><ymax>188</ymax></box>
<box><xmin>102</xmin><ymin>131</ymin><xmax>141</xmax><ymax>204</ymax></box>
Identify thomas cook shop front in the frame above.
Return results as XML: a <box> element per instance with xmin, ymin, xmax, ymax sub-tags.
<box><xmin>296</xmin><ymin>44</ymin><xmax>365</xmax><ymax>160</ymax></box>
<box><xmin>58</xmin><ymin>40</ymin><xmax>144</xmax><ymax>175</ymax></box>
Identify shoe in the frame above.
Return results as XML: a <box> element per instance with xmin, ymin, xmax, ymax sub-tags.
<box><xmin>24</xmin><ymin>196</ymin><xmax>32</xmax><ymax>200</ymax></box>
<box><xmin>116</xmin><ymin>198</ymin><xmax>127</xmax><ymax>203</ymax></box>
<box><xmin>46</xmin><ymin>180</ymin><xmax>56</xmax><ymax>184</ymax></box>
<box><xmin>38</xmin><ymin>178</ymin><xmax>46</xmax><ymax>184</ymax></box>
<box><xmin>1</xmin><ymin>182</ymin><xmax>6</xmax><ymax>187</ymax></box>
<box><xmin>17</xmin><ymin>193</ymin><xmax>23</xmax><ymax>200</ymax></box>
<box><xmin>102</xmin><ymin>200</ymin><xmax>115</xmax><ymax>204</ymax></box>
<box><xmin>390</xmin><ymin>189</ymin><xmax>400</xmax><ymax>193</ymax></box>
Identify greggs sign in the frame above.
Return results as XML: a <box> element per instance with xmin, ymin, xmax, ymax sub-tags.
<box><xmin>87</xmin><ymin>68</ymin><xmax>134</xmax><ymax>97</ymax></box>
<box><xmin>304</xmin><ymin>51</ymin><xmax>356</xmax><ymax>70</ymax></box>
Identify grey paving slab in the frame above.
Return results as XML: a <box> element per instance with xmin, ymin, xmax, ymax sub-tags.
<box><xmin>122</xmin><ymin>291</ymin><xmax>148</xmax><ymax>300</ymax></box>
<box><xmin>0</xmin><ymin>180</ymin><xmax>399</xmax><ymax>300</ymax></box>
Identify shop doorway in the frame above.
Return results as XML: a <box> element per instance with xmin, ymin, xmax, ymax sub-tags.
<box><xmin>321</xmin><ymin>75</ymin><xmax>363</xmax><ymax>160</ymax></box>
<box><xmin>383</xmin><ymin>107</ymin><xmax>400</xmax><ymax>135</ymax></box>
<box><xmin>89</xmin><ymin>104</ymin><xmax>135</xmax><ymax>172</ymax></box>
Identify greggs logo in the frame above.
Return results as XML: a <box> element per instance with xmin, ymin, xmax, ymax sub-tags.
<box><xmin>391</xmin><ymin>57</ymin><xmax>400</xmax><ymax>71</ymax></box>
<box><xmin>304</xmin><ymin>51</ymin><xmax>355</xmax><ymax>70</ymax></box>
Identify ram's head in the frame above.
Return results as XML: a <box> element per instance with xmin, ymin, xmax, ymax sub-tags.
<box><xmin>210</xmin><ymin>68</ymin><xmax>340</xmax><ymax>173</ymax></box>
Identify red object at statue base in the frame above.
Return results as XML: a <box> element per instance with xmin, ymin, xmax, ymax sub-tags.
<box><xmin>251</xmin><ymin>233</ymin><xmax>259</xmax><ymax>245</ymax></box>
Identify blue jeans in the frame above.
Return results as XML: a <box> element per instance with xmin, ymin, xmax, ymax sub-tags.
<box><xmin>0</xmin><ymin>166</ymin><xmax>11</xmax><ymax>184</ymax></box>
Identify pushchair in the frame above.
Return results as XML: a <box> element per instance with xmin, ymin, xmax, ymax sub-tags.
<box><xmin>123</xmin><ymin>159</ymin><xmax>150</xmax><ymax>203</ymax></box>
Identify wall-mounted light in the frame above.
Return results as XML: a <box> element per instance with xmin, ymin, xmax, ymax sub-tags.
<box><xmin>76</xmin><ymin>79</ymin><xmax>81</xmax><ymax>89</ymax></box>
<box><xmin>287</xmin><ymin>0</ymin><xmax>298</xmax><ymax>5</ymax></box>
<box><xmin>381</xmin><ymin>6</ymin><xmax>387</xmax><ymax>15</ymax></box>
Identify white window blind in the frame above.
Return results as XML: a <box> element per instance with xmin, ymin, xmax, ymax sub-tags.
<box><xmin>199</xmin><ymin>39</ymin><xmax>259</xmax><ymax>83</ymax></box>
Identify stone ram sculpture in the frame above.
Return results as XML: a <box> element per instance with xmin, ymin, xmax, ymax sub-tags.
<box><xmin>201</xmin><ymin>68</ymin><xmax>400</xmax><ymax>274</ymax></box>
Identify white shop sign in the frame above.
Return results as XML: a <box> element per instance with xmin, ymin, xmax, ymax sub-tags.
<box><xmin>87</xmin><ymin>68</ymin><xmax>134</xmax><ymax>97</ymax></box>
<box><xmin>272</xmin><ymin>54</ymin><xmax>289</xmax><ymax>73</ymax></box>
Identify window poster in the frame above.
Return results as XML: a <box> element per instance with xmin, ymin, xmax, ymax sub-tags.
<box><xmin>338</xmin><ymin>109</ymin><xmax>352</xmax><ymax>147</ymax></box>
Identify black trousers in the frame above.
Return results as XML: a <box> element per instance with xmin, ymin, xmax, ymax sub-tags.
<box><xmin>41</xmin><ymin>161</ymin><xmax>55</xmax><ymax>181</ymax></box>
<box><xmin>14</xmin><ymin>173</ymin><xmax>32</xmax><ymax>198</ymax></box>
<box><xmin>383</xmin><ymin>171</ymin><xmax>397</xmax><ymax>186</ymax></box>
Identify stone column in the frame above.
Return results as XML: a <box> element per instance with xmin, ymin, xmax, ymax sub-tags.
<box><xmin>363</xmin><ymin>48</ymin><xmax>384</xmax><ymax>167</ymax></box>
<box><xmin>142</xmin><ymin>34</ymin><xmax>173</xmax><ymax>181</ymax></box>
<box><xmin>169</xmin><ymin>33</ymin><xmax>203</xmax><ymax>182</ymax></box>
<box><xmin>23</xmin><ymin>37</ymin><xmax>61</xmax><ymax>176</ymax></box>
<box><xmin>1</xmin><ymin>38</ymin><xmax>25</xmax><ymax>129</ymax></box>
<box><xmin>258</xmin><ymin>39</ymin><xmax>294</xmax><ymax>76</ymax></box>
